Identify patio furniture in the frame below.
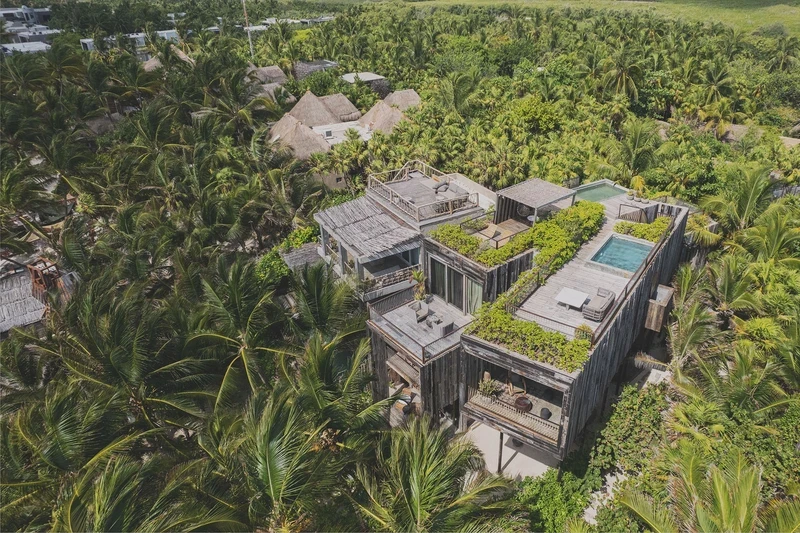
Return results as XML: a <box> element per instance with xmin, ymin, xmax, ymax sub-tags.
<box><xmin>508</xmin><ymin>374</ymin><xmax>526</xmax><ymax>395</ymax></box>
<box><xmin>407</xmin><ymin>300</ymin><xmax>429</xmax><ymax>323</ymax></box>
<box><xmin>433</xmin><ymin>319</ymin><xmax>454</xmax><ymax>337</ymax></box>
<box><xmin>514</xmin><ymin>396</ymin><xmax>533</xmax><ymax>412</ymax></box>
<box><xmin>582</xmin><ymin>288</ymin><xmax>616</xmax><ymax>321</ymax></box>
<box><xmin>540</xmin><ymin>407</ymin><xmax>552</xmax><ymax>420</ymax></box>
<box><xmin>555</xmin><ymin>287</ymin><xmax>590</xmax><ymax>310</ymax></box>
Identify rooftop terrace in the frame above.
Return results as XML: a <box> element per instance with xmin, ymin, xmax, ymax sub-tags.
<box><xmin>366</xmin><ymin>161</ymin><xmax>482</xmax><ymax>226</ymax></box>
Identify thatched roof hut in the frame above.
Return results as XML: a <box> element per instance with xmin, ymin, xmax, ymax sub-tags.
<box><xmin>142</xmin><ymin>56</ymin><xmax>162</xmax><ymax>72</ymax></box>
<box><xmin>384</xmin><ymin>89</ymin><xmax>421</xmax><ymax>111</ymax></box>
<box><xmin>319</xmin><ymin>93</ymin><xmax>361</xmax><ymax>121</ymax></box>
<box><xmin>359</xmin><ymin>100</ymin><xmax>404</xmax><ymax>134</ymax></box>
<box><xmin>270</xmin><ymin>115</ymin><xmax>331</xmax><ymax>159</ymax></box>
<box><xmin>248</xmin><ymin>64</ymin><xmax>287</xmax><ymax>84</ymax></box>
<box><xmin>288</xmin><ymin>91</ymin><xmax>361</xmax><ymax>127</ymax></box>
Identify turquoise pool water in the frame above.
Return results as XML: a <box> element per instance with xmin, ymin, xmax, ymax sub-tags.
<box><xmin>575</xmin><ymin>183</ymin><xmax>626</xmax><ymax>202</ymax></box>
<box><xmin>591</xmin><ymin>236</ymin><xmax>652</xmax><ymax>272</ymax></box>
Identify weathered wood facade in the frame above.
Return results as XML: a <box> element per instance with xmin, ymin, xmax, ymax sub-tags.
<box><xmin>461</xmin><ymin>206</ymin><xmax>689</xmax><ymax>459</ymax></box>
<box><xmin>422</xmin><ymin>238</ymin><xmax>535</xmax><ymax>303</ymax></box>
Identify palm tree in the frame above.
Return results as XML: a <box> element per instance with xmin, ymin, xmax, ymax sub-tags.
<box><xmin>285</xmin><ymin>262</ymin><xmax>363</xmax><ymax>340</ymax></box>
<box><xmin>701</xmin><ymin>164</ymin><xmax>776</xmax><ymax>233</ymax></box>
<box><xmin>190</xmin><ymin>258</ymin><xmax>285</xmax><ymax>411</ymax></box>
<box><xmin>277</xmin><ymin>334</ymin><xmax>396</xmax><ymax>455</ymax></box>
<box><xmin>699</xmin><ymin>59</ymin><xmax>734</xmax><ymax>105</ymax></box>
<box><xmin>668</xmin><ymin>300</ymin><xmax>720</xmax><ymax>369</ymax></box>
<box><xmin>602</xmin><ymin>44</ymin><xmax>643</xmax><ymax>101</ymax></box>
<box><xmin>620</xmin><ymin>441</ymin><xmax>800</xmax><ymax>533</ymax></box>
<box><xmin>590</xmin><ymin>118</ymin><xmax>660</xmax><ymax>186</ymax></box>
<box><xmin>704</xmin><ymin>253</ymin><xmax>761</xmax><ymax>323</ymax></box>
<box><xmin>195</xmin><ymin>388</ymin><xmax>343</xmax><ymax>531</ymax></box>
<box><xmin>768</xmin><ymin>36</ymin><xmax>800</xmax><ymax>72</ymax></box>
<box><xmin>352</xmin><ymin>415</ymin><xmax>517</xmax><ymax>532</ymax></box>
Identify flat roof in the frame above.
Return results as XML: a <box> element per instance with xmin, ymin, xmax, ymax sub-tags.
<box><xmin>341</xmin><ymin>72</ymin><xmax>385</xmax><ymax>83</ymax></box>
<box><xmin>2</xmin><ymin>42</ymin><xmax>49</xmax><ymax>53</ymax></box>
<box><xmin>311</xmin><ymin>121</ymin><xmax>372</xmax><ymax>145</ymax></box>
<box><xmin>314</xmin><ymin>196</ymin><xmax>419</xmax><ymax>262</ymax></box>
<box><xmin>498</xmin><ymin>179</ymin><xmax>575</xmax><ymax>209</ymax></box>
<box><xmin>516</xmin><ymin>196</ymin><xmax>676</xmax><ymax>339</ymax></box>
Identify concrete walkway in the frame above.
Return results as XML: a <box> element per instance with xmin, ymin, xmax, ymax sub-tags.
<box><xmin>464</xmin><ymin>422</ymin><xmax>558</xmax><ymax>481</ymax></box>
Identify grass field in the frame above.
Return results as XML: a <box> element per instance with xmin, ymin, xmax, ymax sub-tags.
<box><xmin>403</xmin><ymin>0</ymin><xmax>800</xmax><ymax>35</ymax></box>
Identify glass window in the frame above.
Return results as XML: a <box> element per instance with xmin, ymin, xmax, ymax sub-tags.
<box><xmin>448</xmin><ymin>268</ymin><xmax>464</xmax><ymax>311</ymax></box>
<box><xmin>430</xmin><ymin>258</ymin><xmax>446</xmax><ymax>299</ymax></box>
<box><xmin>465</xmin><ymin>277</ymin><xmax>482</xmax><ymax>314</ymax></box>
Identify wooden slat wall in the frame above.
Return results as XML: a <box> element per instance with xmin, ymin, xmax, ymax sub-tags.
<box><xmin>563</xmin><ymin>208</ymin><xmax>689</xmax><ymax>452</ymax></box>
<box><xmin>367</xmin><ymin>324</ymin><xmax>392</xmax><ymax>401</ymax></box>
<box><xmin>419</xmin><ymin>347</ymin><xmax>461</xmax><ymax>416</ymax></box>
<box><xmin>421</xmin><ymin>238</ymin><xmax>535</xmax><ymax>304</ymax></box>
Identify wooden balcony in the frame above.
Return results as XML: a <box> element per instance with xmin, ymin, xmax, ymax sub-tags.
<box><xmin>465</xmin><ymin>388</ymin><xmax>561</xmax><ymax>445</ymax></box>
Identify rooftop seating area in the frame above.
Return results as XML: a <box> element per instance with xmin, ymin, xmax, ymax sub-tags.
<box><xmin>368</xmin><ymin>293</ymin><xmax>473</xmax><ymax>362</ymax></box>
<box><xmin>366</xmin><ymin>161</ymin><xmax>481</xmax><ymax>225</ymax></box>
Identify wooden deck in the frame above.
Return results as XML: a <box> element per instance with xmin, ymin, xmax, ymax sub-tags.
<box><xmin>465</xmin><ymin>392</ymin><xmax>561</xmax><ymax>443</ymax></box>
<box><xmin>517</xmin><ymin>196</ymin><xmax>651</xmax><ymax>338</ymax></box>
<box><xmin>372</xmin><ymin>296</ymin><xmax>473</xmax><ymax>360</ymax></box>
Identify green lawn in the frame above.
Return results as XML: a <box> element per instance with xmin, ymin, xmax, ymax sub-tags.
<box><xmin>404</xmin><ymin>0</ymin><xmax>800</xmax><ymax>35</ymax></box>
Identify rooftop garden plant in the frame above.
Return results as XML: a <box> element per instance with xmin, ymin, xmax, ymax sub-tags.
<box><xmin>430</xmin><ymin>201</ymin><xmax>605</xmax><ymax>268</ymax></box>
<box><xmin>613</xmin><ymin>216</ymin><xmax>670</xmax><ymax>242</ymax></box>
<box><xmin>466</xmin><ymin>201</ymin><xmax>605</xmax><ymax>371</ymax></box>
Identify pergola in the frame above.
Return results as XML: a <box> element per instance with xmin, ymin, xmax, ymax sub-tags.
<box><xmin>494</xmin><ymin>179</ymin><xmax>576</xmax><ymax>225</ymax></box>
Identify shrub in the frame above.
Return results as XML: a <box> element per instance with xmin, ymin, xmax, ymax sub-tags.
<box><xmin>281</xmin><ymin>226</ymin><xmax>319</xmax><ymax>251</ymax></box>
<box><xmin>590</xmin><ymin>383</ymin><xmax>668</xmax><ymax>473</ymax></box>
<box><xmin>613</xmin><ymin>216</ymin><xmax>670</xmax><ymax>242</ymax></box>
<box><xmin>467</xmin><ymin>305</ymin><xmax>591</xmax><ymax>372</ymax></box>
<box><xmin>429</xmin><ymin>224</ymin><xmax>481</xmax><ymax>257</ymax></box>
<box><xmin>432</xmin><ymin>201</ymin><xmax>605</xmax><ymax>268</ymax></box>
<box><xmin>518</xmin><ymin>469</ymin><xmax>590</xmax><ymax>533</ymax></box>
<box><xmin>255</xmin><ymin>248</ymin><xmax>289</xmax><ymax>284</ymax></box>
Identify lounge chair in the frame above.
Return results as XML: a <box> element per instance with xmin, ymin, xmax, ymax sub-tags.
<box><xmin>582</xmin><ymin>288</ymin><xmax>615</xmax><ymax>321</ymax></box>
<box><xmin>407</xmin><ymin>300</ymin><xmax>429</xmax><ymax>322</ymax></box>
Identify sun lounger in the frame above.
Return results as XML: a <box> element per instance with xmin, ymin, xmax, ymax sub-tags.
<box><xmin>582</xmin><ymin>288</ymin><xmax>615</xmax><ymax>321</ymax></box>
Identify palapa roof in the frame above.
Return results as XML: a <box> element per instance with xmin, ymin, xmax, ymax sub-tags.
<box><xmin>0</xmin><ymin>273</ymin><xmax>45</xmax><ymax>334</ymax></box>
<box><xmin>384</xmin><ymin>89</ymin><xmax>421</xmax><ymax>111</ymax></box>
<box><xmin>270</xmin><ymin>115</ymin><xmax>330</xmax><ymax>159</ymax></box>
<box><xmin>288</xmin><ymin>91</ymin><xmax>339</xmax><ymax>127</ymax></box>
<box><xmin>248</xmin><ymin>64</ymin><xmax>287</xmax><ymax>84</ymax></box>
<box><xmin>287</xmin><ymin>91</ymin><xmax>361</xmax><ymax>127</ymax></box>
<box><xmin>314</xmin><ymin>196</ymin><xmax>419</xmax><ymax>261</ymax></box>
<box><xmin>280</xmin><ymin>242</ymin><xmax>324</xmax><ymax>271</ymax></box>
<box><xmin>319</xmin><ymin>93</ymin><xmax>361</xmax><ymax>121</ymax></box>
<box><xmin>359</xmin><ymin>100</ymin><xmax>404</xmax><ymax>134</ymax></box>
<box><xmin>257</xmin><ymin>82</ymin><xmax>296</xmax><ymax>103</ymax></box>
<box><xmin>142</xmin><ymin>56</ymin><xmax>162</xmax><ymax>72</ymax></box>
<box><xmin>498</xmin><ymin>179</ymin><xmax>576</xmax><ymax>209</ymax></box>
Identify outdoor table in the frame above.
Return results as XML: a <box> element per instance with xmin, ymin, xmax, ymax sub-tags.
<box><xmin>555</xmin><ymin>287</ymin><xmax>589</xmax><ymax>310</ymax></box>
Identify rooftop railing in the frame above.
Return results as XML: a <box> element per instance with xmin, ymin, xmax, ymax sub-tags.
<box><xmin>367</xmin><ymin>291</ymin><xmax>467</xmax><ymax>363</ymax></box>
<box><xmin>367</xmin><ymin>161</ymin><xmax>479</xmax><ymax>222</ymax></box>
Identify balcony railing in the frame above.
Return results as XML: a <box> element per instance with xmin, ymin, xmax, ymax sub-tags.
<box><xmin>324</xmin><ymin>242</ymin><xmax>340</xmax><ymax>266</ymax></box>
<box><xmin>466</xmin><ymin>388</ymin><xmax>561</xmax><ymax>444</ymax></box>
<box><xmin>363</xmin><ymin>264</ymin><xmax>418</xmax><ymax>292</ymax></box>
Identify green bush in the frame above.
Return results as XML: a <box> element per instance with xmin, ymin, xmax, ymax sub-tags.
<box><xmin>429</xmin><ymin>224</ymin><xmax>481</xmax><ymax>257</ymax></box>
<box><xmin>282</xmin><ymin>226</ymin><xmax>319</xmax><ymax>251</ymax></box>
<box><xmin>590</xmin><ymin>383</ymin><xmax>669</xmax><ymax>473</ymax></box>
<box><xmin>518</xmin><ymin>469</ymin><xmax>590</xmax><ymax>533</ymax></box>
<box><xmin>431</xmin><ymin>201</ymin><xmax>605</xmax><ymax>268</ymax></box>
<box><xmin>255</xmin><ymin>248</ymin><xmax>289</xmax><ymax>284</ymax></box>
<box><xmin>613</xmin><ymin>216</ymin><xmax>670</xmax><ymax>242</ymax></box>
<box><xmin>467</xmin><ymin>305</ymin><xmax>591</xmax><ymax>372</ymax></box>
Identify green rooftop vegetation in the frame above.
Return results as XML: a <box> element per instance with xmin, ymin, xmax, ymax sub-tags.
<box><xmin>431</xmin><ymin>201</ymin><xmax>605</xmax><ymax>268</ymax></box>
<box><xmin>613</xmin><ymin>216</ymin><xmax>671</xmax><ymax>243</ymax></box>
<box><xmin>466</xmin><ymin>201</ymin><xmax>606</xmax><ymax>372</ymax></box>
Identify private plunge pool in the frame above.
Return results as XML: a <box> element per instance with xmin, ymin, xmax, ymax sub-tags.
<box><xmin>589</xmin><ymin>235</ymin><xmax>653</xmax><ymax>273</ymax></box>
<box><xmin>575</xmin><ymin>182</ymin><xmax>627</xmax><ymax>202</ymax></box>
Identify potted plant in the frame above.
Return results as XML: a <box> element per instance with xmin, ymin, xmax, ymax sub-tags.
<box><xmin>410</xmin><ymin>269</ymin><xmax>426</xmax><ymax>301</ymax></box>
<box><xmin>630</xmin><ymin>175</ymin><xmax>646</xmax><ymax>202</ymax></box>
<box><xmin>478</xmin><ymin>379</ymin><xmax>502</xmax><ymax>399</ymax></box>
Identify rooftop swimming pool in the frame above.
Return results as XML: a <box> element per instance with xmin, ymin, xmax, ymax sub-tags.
<box><xmin>575</xmin><ymin>182</ymin><xmax>626</xmax><ymax>202</ymax></box>
<box><xmin>590</xmin><ymin>235</ymin><xmax>652</xmax><ymax>273</ymax></box>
